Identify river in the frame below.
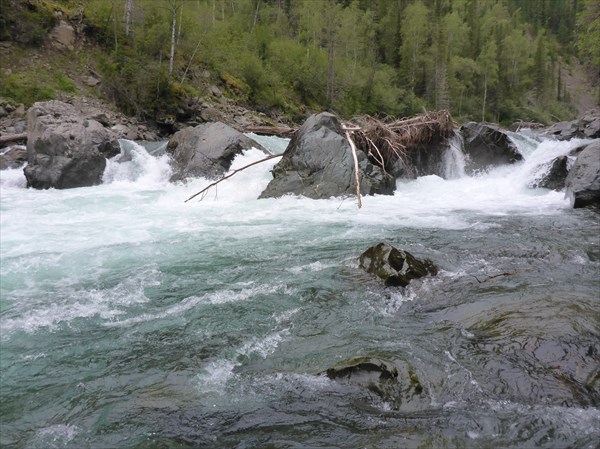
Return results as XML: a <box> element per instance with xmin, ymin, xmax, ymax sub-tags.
<box><xmin>1</xmin><ymin>132</ymin><xmax>598</xmax><ymax>448</ymax></box>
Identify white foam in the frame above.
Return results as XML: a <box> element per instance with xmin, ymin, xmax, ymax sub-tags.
<box><xmin>1</xmin><ymin>266</ymin><xmax>160</xmax><ymax>337</ymax></box>
<box><xmin>105</xmin><ymin>283</ymin><xmax>293</xmax><ymax>327</ymax></box>
<box><xmin>0</xmin><ymin>165</ymin><xmax>27</xmax><ymax>188</ymax></box>
<box><xmin>29</xmin><ymin>424</ymin><xmax>79</xmax><ymax>448</ymax></box>
<box><xmin>103</xmin><ymin>140</ymin><xmax>172</xmax><ymax>186</ymax></box>
<box><xmin>195</xmin><ymin>329</ymin><xmax>289</xmax><ymax>395</ymax></box>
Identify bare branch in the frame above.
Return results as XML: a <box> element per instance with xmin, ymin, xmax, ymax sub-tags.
<box><xmin>344</xmin><ymin>130</ymin><xmax>362</xmax><ymax>209</ymax></box>
<box><xmin>184</xmin><ymin>153</ymin><xmax>282</xmax><ymax>203</ymax></box>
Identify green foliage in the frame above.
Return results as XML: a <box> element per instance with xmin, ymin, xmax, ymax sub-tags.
<box><xmin>577</xmin><ymin>0</ymin><xmax>600</xmax><ymax>67</ymax></box>
<box><xmin>0</xmin><ymin>69</ymin><xmax>76</xmax><ymax>106</ymax></box>
<box><xmin>0</xmin><ymin>0</ymin><xmax>57</xmax><ymax>45</ymax></box>
<box><xmin>0</xmin><ymin>72</ymin><xmax>54</xmax><ymax>105</ymax></box>
<box><xmin>54</xmin><ymin>74</ymin><xmax>76</xmax><ymax>93</ymax></box>
<box><xmin>32</xmin><ymin>0</ymin><xmax>587</xmax><ymax>124</ymax></box>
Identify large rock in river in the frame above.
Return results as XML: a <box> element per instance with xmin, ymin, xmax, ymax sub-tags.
<box><xmin>460</xmin><ymin>122</ymin><xmax>523</xmax><ymax>174</ymax></box>
<box><xmin>564</xmin><ymin>141</ymin><xmax>600</xmax><ymax>209</ymax></box>
<box><xmin>359</xmin><ymin>242</ymin><xmax>438</xmax><ymax>287</ymax></box>
<box><xmin>166</xmin><ymin>122</ymin><xmax>266</xmax><ymax>181</ymax></box>
<box><xmin>259</xmin><ymin>113</ymin><xmax>395</xmax><ymax>199</ymax></box>
<box><xmin>24</xmin><ymin>100</ymin><xmax>120</xmax><ymax>189</ymax></box>
<box><xmin>531</xmin><ymin>155</ymin><xmax>569</xmax><ymax>191</ymax></box>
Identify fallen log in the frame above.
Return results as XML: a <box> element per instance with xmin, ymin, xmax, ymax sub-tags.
<box><xmin>0</xmin><ymin>132</ymin><xmax>27</xmax><ymax>146</ymax></box>
<box><xmin>243</xmin><ymin>125</ymin><xmax>296</xmax><ymax>137</ymax></box>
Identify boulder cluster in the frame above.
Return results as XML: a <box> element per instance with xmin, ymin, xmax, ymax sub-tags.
<box><xmin>1</xmin><ymin>100</ymin><xmax>598</xmax><ymax>209</ymax></box>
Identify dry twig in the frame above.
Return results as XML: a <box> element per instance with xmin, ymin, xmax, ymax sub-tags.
<box><xmin>184</xmin><ymin>154</ymin><xmax>282</xmax><ymax>203</ymax></box>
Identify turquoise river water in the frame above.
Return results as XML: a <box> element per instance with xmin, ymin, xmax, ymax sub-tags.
<box><xmin>1</xmin><ymin>132</ymin><xmax>599</xmax><ymax>448</ymax></box>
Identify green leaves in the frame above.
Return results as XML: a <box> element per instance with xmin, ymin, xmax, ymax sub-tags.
<box><xmin>12</xmin><ymin>0</ymin><xmax>583</xmax><ymax>123</ymax></box>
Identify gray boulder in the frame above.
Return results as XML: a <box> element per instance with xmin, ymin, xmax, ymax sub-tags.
<box><xmin>166</xmin><ymin>122</ymin><xmax>266</xmax><ymax>181</ymax></box>
<box><xmin>358</xmin><ymin>242</ymin><xmax>438</xmax><ymax>287</ymax></box>
<box><xmin>259</xmin><ymin>113</ymin><xmax>395</xmax><ymax>199</ymax></box>
<box><xmin>565</xmin><ymin>141</ymin><xmax>600</xmax><ymax>209</ymax></box>
<box><xmin>531</xmin><ymin>156</ymin><xmax>569</xmax><ymax>191</ymax></box>
<box><xmin>24</xmin><ymin>100</ymin><xmax>119</xmax><ymax>189</ymax></box>
<box><xmin>460</xmin><ymin>122</ymin><xmax>523</xmax><ymax>173</ymax></box>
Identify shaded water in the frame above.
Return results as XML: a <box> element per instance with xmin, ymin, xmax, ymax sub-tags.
<box><xmin>1</xmin><ymin>133</ymin><xmax>599</xmax><ymax>448</ymax></box>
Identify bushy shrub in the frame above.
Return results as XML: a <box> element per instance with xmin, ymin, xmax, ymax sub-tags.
<box><xmin>0</xmin><ymin>0</ymin><xmax>57</xmax><ymax>46</ymax></box>
<box><xmin>0</xmin><ymin>72</ymin><xmax>55</xmax><ymax>105</ymax></box>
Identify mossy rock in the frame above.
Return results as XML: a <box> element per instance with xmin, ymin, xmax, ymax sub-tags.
<box><xmin>359</xmin><ymin>242</ymin><xmax>438</xmax><ymax>287</ymax></box>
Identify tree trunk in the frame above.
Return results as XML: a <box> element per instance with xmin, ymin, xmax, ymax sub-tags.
<box><xmin>177</xmin><ymin>3</ymin><xmax>183</xmax><ymax>44</ymax></box>
<box><xmin>112</xmin><ymin>0</ymin><xmax>118</xmax><ymax>50</ymax></box>
<box><xmin>482</xmin><ymin>73</ymin><xmax>487</xmax><ymax>122</ymax></box>
<box><xmin>169</xmin><ymin>3</ymin><xmax>177</xmax><ymax>78</ymax></box>
<box><xmin>327</xmin><ymin>31</ymin><xmax>335</xmax><ymax>104</ymax></box>
<box><xmin>250</xmin><ymin>0</ymin><xmax>260</xmax><ymax>35</ymax></box>
<box><xmin>125</xmin><ymin>0</ymin><xmax>133</xmax><ymax>36</ymax></box>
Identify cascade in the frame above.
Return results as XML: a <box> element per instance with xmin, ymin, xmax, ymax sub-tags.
<box><xmin>442</xmin><ymin>130</ymin><xmax>466</xmax><ymax>179</ymax></box>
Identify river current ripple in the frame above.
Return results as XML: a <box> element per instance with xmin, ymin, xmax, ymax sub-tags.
<box><xmin>0</xmin><ymin>134</ymin><xmax>599</xmax><ymax>448</ymax></box>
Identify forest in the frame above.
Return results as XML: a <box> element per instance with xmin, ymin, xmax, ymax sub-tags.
<box><xmin>1</xmin><ymin>0</ymin><xmax>599</xmax><ymax>125</ymax></box>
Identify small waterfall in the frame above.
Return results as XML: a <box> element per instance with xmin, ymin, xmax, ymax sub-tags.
<box><xmin>442</xmin><ymin>131</ymin><xmax>466</xmax><ymax>179</ymax></box>
<box><xmin>102</xmin><ymin>139</ymin><xmax>172</xmax><ymax>185</ymax></box>
<box><xmin>508</xmin><ymin>135</ymin><xmax>592</xmax><ymax>188</ymax></box>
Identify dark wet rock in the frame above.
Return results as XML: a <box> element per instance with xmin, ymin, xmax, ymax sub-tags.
<box><xmin>531</xmin><ymin>156</ymin><xmax>569</xmax><ymax>191</ymax></box>
<box><xmin>323</xmin><ymin>357</ymin><xmax>427</xmax><ymax>410</ymax></box>
<box><xmin>545</xmin><ymin>112</ymin><xmax>600</xmax><ymax>140</ymax></box>
<box><xmin>0</xmin><ymin>146</ymin><xmax>27</xmax><ymax>170</ymax></box>
<box><xmin>358</xmin><ymin>242</ymin><xmax>438</xmax><ymax>287</ymax></box>
<box><xmin>166</xmin><ymin>122</ymin><xmax>266</xmax><ymax>181</ymax></box>
<box><xmin>24</xmin><ymin>100</ymin><xmax>120</xmax><ymax>189</ymax></box>
<box><xmin>565</xmin><ymin>141</ymin><xmax>600</xmax><ymax>209</ymax></box>
<box><xmin>259</xmin><ymin>113</ymin><xmax>395</xmax><ymax>199</ymax></box>
<box><xmin>460</xmin><ymin>122</ymin><xmax>523</xmax><ymax>173</ymax></box>
<box><xmin>394</xmin><ymin>133</ymin><xmax>460</xmax><ymax>179</ymax></box>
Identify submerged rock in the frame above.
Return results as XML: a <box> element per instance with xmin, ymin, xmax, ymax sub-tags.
<box><xmin>358</xmin><ymin>242</ymin><xmax>438</xmax><ymax>287</ymax></box>
<box><xmin>323</xmin><ymin>357</ymin><xmax>427</xmax><ymax>410</ymax></box>
<box><xmin>460</xmin><ymin>122</ymin><xmax>523</xmax><ymax>173</ymax></box>
<box><xmin>259</xmin><ymin>113</ymin><xmax>395</xmax><ymax>199</ymax></box>
<box><xmin>565</xmin><ymin>141</ymin><xmax>600</xmax><ymax>209</ymax></box>
<box><xmin>24</xmin><ymin>100</ymin><xmax>119</xmax><ymax>189</ymax></box>
<box><xmin>166</xmin><ymin>122</ymin><xmax>266</xmax><ymax>182</ymax></box>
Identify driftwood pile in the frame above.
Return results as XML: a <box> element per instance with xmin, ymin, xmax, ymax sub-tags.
<box><xmin>345</xmin><ymin>110</ymin><xmax>454</xmax><ymax>174</ymax></box>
